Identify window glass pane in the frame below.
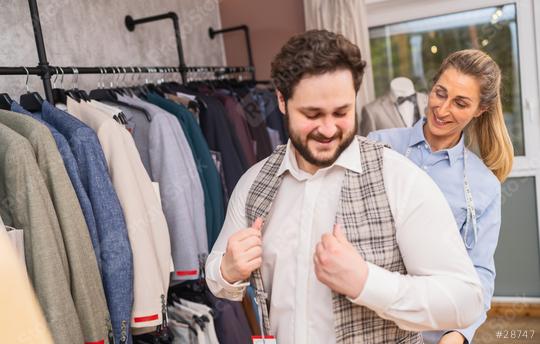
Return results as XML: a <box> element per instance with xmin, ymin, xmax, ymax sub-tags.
<box><xmin>495</xmin><ymin>177</ymin><xmax>540</xmax><ymax>297</ymax></box>
<box><xmin>369</xmin><ymin>4</ymin><xmax>524</xmax><ymax>155</ymax></box>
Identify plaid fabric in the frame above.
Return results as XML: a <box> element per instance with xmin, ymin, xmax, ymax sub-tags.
<box><xmin>245</xmin><ymin>137</ymin><xmax>422</xmax><ymax>343</ymax></box>
<box><xmin>333</xmin><ymin>137</ymin><xmax>422</xmax><ymax>343</ymax></box>
<box><xmin>245</xmin><ymin>144</ymin><xmax>287</xmax><ymax>336</ymax></box>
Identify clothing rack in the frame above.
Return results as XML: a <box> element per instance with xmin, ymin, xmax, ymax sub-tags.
<box><xmin>0</xmin><ymin>0</ymin><xmax>256</xmax><ymax>103</ymax></box>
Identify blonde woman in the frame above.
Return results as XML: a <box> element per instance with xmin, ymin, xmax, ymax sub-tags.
<box><xmin>369</xmin><ymin>49</ymin><xmax>514</xmax><ymax>344</ymax></box>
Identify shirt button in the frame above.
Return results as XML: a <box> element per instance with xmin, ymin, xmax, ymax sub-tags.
<box><xmin>424</xmin><ymin>144</ymin><xmax>429</xmax><ymax>149</ymax></box>
<box><xmin>423</xmin><ymin>165</ymin><xmax>428</xmax><ymax>170</ymax></box>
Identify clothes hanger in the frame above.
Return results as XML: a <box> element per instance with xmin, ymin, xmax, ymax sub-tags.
<box><xmin>156</xmin><ymin>68</ymin><xmax>174</xmax><ymax>94</ymax></box>
<box><xmin>0</xmin><ymin>93</ymin><xmax>13</xmax><ymax>110</ymax></box>
<box><xmin>19</xmin><ymin>67</ymin><xmax>44</xmax><ymax>112</ymax></box>
<box><xmin>138</xmin><ymin>68</ymin><xmax>152</xmax><ymax>97</ymax></box>
<box><xmin>52</xmin><ymin>67</ymin><xmax>67</xmax><ymax>105</ymax></box>
<box><xmin>112</xmin><ymin>67</ymin><xmax>127</xmax><ymax>96</ymax></box>
<box><xmin>130</xmin><ymin>67</ymin><xmax>144</xmax><ymax>97</ymax></box>
<box><xmin>124</xmin><ymin>67</ymin><xmax>136</xmax><ymax>97</ymax></box>
<box><xmin>64</xmin><ymin>68</ymin><xmax>90</xmax><ymax>102</ymax></box>
<box><xmin>65</xmin><ymin>67</ymin><xmax>81</xmax><ymax>102</ymax></box>
<box><xmin>96</xmin><ymin>67</ymin><xmax>152</xmax><ymax>125</ymax></box>
<box><xmin>74</xmin><ymin>68</ymin><xmax>90</xmax><ymax>101</ymax></box>
<box><xmin>89</xmin><ymin>67</ymin><xmax>118</xmax><ymax>102</ymax></box>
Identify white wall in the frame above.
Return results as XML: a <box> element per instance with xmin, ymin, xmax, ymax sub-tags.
<box><xmin>0</xmin><ymin>0</ymin><xmax>226</xmax><ymax>96</ymax></box>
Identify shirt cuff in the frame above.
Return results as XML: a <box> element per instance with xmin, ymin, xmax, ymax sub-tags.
<box><xmin>347</xmin><ymin>262</ymin><xmax>400</xmax><ymax>313</ymax></box>
<box><xmin>217</xmin><ymin>254</ymin><xmax>250</xmax><ymax>294</ymax></box>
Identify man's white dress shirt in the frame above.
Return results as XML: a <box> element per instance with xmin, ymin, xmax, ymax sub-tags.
<box><xmin>206</xmin><ymin>139</ymin><xmax>482</xmax><ymax>344</ymax></box>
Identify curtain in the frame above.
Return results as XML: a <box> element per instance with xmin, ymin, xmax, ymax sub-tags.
<box><xmin>303</xmin><ymin>0</ymin><xmax>375</xmax><ymax>115</ymax></box>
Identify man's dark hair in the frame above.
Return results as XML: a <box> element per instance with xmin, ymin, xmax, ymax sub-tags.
<box><xmin>271</xmin><ymin>29</ymin><xmax>367</xmax><ymax>101</ymax></box>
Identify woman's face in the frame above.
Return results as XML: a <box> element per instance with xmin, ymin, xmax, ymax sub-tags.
<box><xmin>426</xmin><ymin>67</ymin><xmax>485</xmax><ymax>140</ymax></box>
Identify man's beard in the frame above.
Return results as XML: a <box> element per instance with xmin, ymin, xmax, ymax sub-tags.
<box><xmin>285</xmin><ymin>112</ymin><xmax>357</xmax><ymax>168</ymax></box>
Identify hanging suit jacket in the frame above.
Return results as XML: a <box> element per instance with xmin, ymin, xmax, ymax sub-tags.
<box><xmin>146</xmin><ymin>93</ymin><xmax>224</xmax><ymax>250</ymax></box>
<box><xmin>359</xmin><ymin>92</ymin><xmax>427</xmax><ymax>136</ymax></box>
<box><xmin>10</xmin><ymin>101</ymin><xmax>103</xmax><ymax>271</ymax></box>
<box><xmin>67</xmin><ymin>98</ymin><xmax>172</xmax><ymax>331</ymax></box>
<box><xmin>0</xmin><ymin>116</ymin><xmax>84</xmax><ymax>344</ymax></box>
<box><xmin>109</xmin><ymin>95</ymin><xmax>208</xmax><ymax>282</ymax></box>
<box><xmin>39</xmin><ymin>101</ymin><xmax>134</xmax><ymax>344</ymax></box>
<box><xmin>0</xmin><ymin>109</ymin><xmax>110</xmax><ymax>344</ymax></box>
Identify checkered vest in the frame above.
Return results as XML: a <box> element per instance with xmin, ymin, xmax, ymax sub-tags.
<box><xmin>245</xmin><ymin>136</ymin><xmax>422</xmax><ymax>343</ymax></box>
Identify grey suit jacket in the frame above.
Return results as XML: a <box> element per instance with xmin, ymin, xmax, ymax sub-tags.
<box><xmin>0</xmin><ymin>119</ymin><xmax>84</xmax><ymax>344</ymax></box>
<box><xmin>0</xmin><ymin>110</ymin><xmax>110</xmax><ymax>344</ymax></box>
<box><xmin>359</xmin><ymin>92</ymin><xmax>427</xmax><ymax>136</ymax></box>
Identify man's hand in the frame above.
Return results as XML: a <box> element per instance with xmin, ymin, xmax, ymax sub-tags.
<box><xmin>438</xmin><ymin>331</ymin><xmax>466</xmax><ymax>344</ymax></box>
<box><xmin>221</xmin><ymin>218</ymin><xmax>263</xmax><ymax>284</ymax></box>
<box><xmin>313</xmin><ymin>224</ymin><xmax>368</xmax><ymax>299</ymax></box>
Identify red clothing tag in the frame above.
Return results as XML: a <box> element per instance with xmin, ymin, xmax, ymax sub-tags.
<box><xmin>133</xmin><ymin>314</ymin><xmax>159</xmax><ymax>323</ymax></box>
<box><xmin>85</xmin><ymin>340</ymin><xmax>104</xmax><ymax>344</ymax></box>
<box><xmin>175</xmin><ymin>270</ymin><xmax>198</xmax><ymax>277</ymax></box>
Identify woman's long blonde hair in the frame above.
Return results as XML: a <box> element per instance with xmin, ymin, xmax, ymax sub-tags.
<box><xmin>432</xmin><ymin>49</ymin><xmax>514</xmax><ymax>182</ymax></box>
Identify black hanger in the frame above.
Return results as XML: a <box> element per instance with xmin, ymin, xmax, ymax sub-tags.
<box><xmin>52</xmin><ymin>88</ymin><xmax>67</xmax><ymax>104</ymax></box>
<box><xmin>64</xmin><ymin>67</ymin><xmax>82</xmax><ymax>102</ymax></box>
<box><xmin>89</xmin><ymin>88</ymin><xmax>117</xmax><ymax>102</ymax></box>
<box><xmin>77</xmin><ymin>89</ymin><xmax>90</xmax><ymax>102</ymax></box>
<box><xmin>20</xmin><ymin>92</ymin><xmax>44</xmax><ymax>112</ymax></box>
<box><xmin>19</xmin><ymin>67</ymin><xmax>43</xmax><ymax>112</ymax></box>
<box><xmin>51</xmin><ymin>67</ymin><xmax>67</xmax><ymax>104</ymax></box>
<box><xmin>147</xmin><ymin>83</ymin><xmax>164</xmax><ymax>97</ymax></box>
<box><xmin>72</xmin><ymin>68</ymin><xmax>90</xmax><ymax>101</ymax></box>
<box><xmin>89</xmin><ymin>68</ymin><xmax>118</xmax><ymax>102</ymax></box>
<box><xmin>0</xmin><ymin>93</ymin><xmax>13</xmax><ymax>110</ymax></box>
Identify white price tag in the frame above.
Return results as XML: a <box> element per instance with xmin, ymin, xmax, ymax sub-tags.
<box><xmin>252</xmin><ymin>336</ymin><xmax>277</xmax><ymax>344</ymax></box>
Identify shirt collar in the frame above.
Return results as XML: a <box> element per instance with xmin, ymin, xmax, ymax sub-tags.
<box><xmin>277</xmin><ymin>137</ymin><xmax>363</xmax><ymax>178</ymax></box>
<box><xmin>408</xmin><ymin>117</ymin><xmax>427</xmax><ymax>148</ymax></box>
<box><xmin>446</xmin><ymin>134</ymin><xmax>465</xmax><ymax>166</ymax></box>
<box><xmin>408</xmin><ymin>117</ymin><xmax>464</xmax><ymax>166</ymax></box>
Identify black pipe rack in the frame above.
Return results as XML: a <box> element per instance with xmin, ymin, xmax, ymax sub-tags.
<box><xmin>208</xmin><ymin>25</ymin><xmax>255</xmax><ymax>80</ymax></box>
<box><xmin>124</xmin><ymin>12</ymin><xmax>187</xmax><ymax>82</ymax></box>
<box><xmin>0</xmin><ymin>0</ymin><xmax>256</xmax><ymax>104</ymax></box>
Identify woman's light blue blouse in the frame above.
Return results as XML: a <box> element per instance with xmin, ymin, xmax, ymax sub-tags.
<box><xmin>368</xmin><ymin>118</ymin><xmax>501</xmax><ymax>343</ymax></box>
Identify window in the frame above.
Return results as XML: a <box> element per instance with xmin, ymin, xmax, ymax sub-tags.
<box><xmin>369</xmin><ymin>4</ymin><xmax>524</xmax><ymax>155</ymax></box>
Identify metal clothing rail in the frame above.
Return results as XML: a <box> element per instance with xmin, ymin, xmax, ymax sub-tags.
<box><xmin>0</xmin><ymin>65</ymin><xmax>254</xmax><ymax>76</ymax></box>
<box><xmin>0</xmin><ymin>0</ymin><xmax>256</xmax><ymax>103</ymax></box>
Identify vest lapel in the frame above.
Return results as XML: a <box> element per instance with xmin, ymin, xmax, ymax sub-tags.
<box><xmin>245</xmin><ymin>144</ymin><xmax>287</xmax><ymax>336</ymax></box>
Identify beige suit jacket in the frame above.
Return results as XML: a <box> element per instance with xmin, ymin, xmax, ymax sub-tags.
<box><xmin>67</xmin><ymin>98</ymin><xmax>172</xmax><ymax>328</ymax></box>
